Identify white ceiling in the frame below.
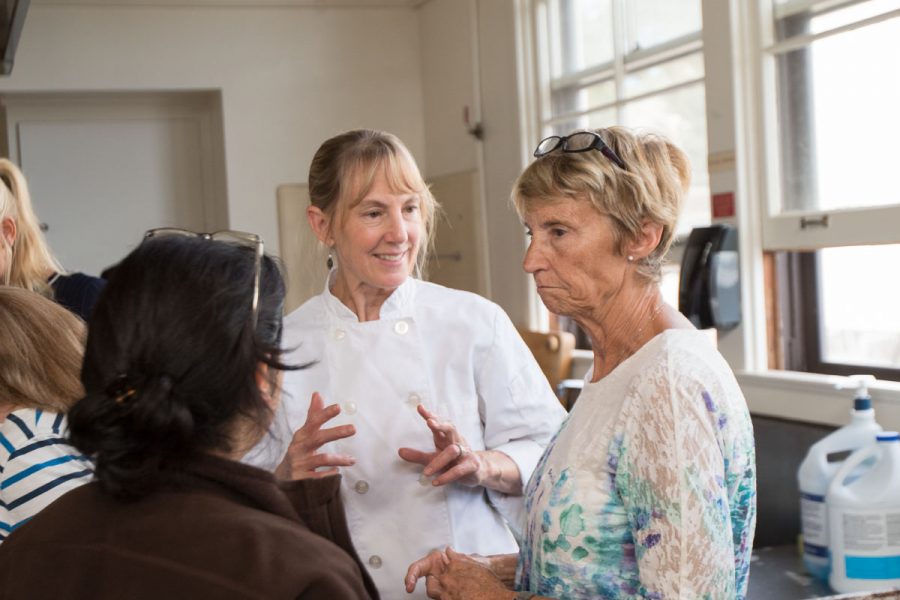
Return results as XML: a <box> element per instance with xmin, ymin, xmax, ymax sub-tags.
<box><xmin>32</xmin><ymin>0</ymin><xmax>428</xmax><ymax>7</ymax></box>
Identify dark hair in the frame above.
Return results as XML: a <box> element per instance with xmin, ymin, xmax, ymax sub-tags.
<box><xmin>68</xmin><ymin>235</ymin><xmax>296</xmax><ymax>500</ymax></box>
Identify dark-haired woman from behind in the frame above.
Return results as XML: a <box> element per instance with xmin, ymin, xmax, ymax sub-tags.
<box><xmin>0</xmin><ymin>230</ymin><xmax>379</xmax><ymax>600</ymax></box>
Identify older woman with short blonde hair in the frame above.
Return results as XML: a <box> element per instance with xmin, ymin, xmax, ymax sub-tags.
<box><xmin>407</xmin><ymin>127</ymin><xmax>756</xmax><ymax>600</ymax></box>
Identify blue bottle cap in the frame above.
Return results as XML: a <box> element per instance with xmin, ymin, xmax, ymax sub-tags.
<box><xmin>876</xmin><ymin>432</ymin><xmax>899</xmax><ymax>442</ymax></box>
<box><xmin>854</xmin><ymin>397</ymin><xmax>872</xmax><ymax>411</ymax></box>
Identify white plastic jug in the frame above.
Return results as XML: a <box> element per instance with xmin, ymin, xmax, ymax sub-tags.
<box><xmin>798</xmin><ymin>375</ymin><xmax>881</xmax><ymax>579</ymax></box>
<box><xmin>826</xmin><ymin>431</ymin><xmax>900</xmax><ymax>594</ymax></box>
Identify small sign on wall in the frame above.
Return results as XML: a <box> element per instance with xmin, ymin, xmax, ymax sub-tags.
<box><xmin>712</xmin><ymin>192</ymin><xmax>735</xmax><ymax>219</ymax></box>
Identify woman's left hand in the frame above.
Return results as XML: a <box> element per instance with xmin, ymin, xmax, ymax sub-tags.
<box><xmin>398</xmin><ymin>404</ymin><xmax>485</xmax><ymax>487</ymax></box>
<box><xmin>428</xmin><ymin>548</ymin><xmax>514</xmax><ymax>600</ymax></box>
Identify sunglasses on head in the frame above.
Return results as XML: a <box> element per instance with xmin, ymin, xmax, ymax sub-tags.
<box><xmin>143</xmin><ymin>227</ymin><xmax>264</xmax><ymax>329</ymax></box>
<box><xmin>533</xmin><ymin>131</ymin><xmax>627</xmax><ymax>170</ymax></box>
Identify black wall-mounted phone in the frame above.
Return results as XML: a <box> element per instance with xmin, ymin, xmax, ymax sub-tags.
<box><xmin>678</xmin><ymin>224</ymin><xmax>741</xmax><ymax>330</ymax></box>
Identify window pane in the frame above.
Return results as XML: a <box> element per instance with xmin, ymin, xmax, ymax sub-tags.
<box><xmin>622</xmin><ymin>83</ymin><xmax>710</xmax><ymax>235</ymax></box>
<box><xmin>551</xmin><ymin>80</ymin><xmax>615</xmax><ymax>116</ymax></box>
<box><xmin>774</xmin><ymin>0</ymin><xmax>900</xmax><ymax>40</ymax></box>
<box><xmin>623</xmin><ymin>52</ymin><xmax>704</xmax><ymax>99</ymax></box>
<box><xmin>551</xmin><ymin>0</ymin><xmax>614</xmax><ymax>77</ymax></box>
<box><xmin>551</xmin><ymin>116</ymin><xmax>590</xmax><ymax>136</ymax></box>
<box><xmin>626</xmin><ymin>0</ymin><xmax>702</xmax><ymax>52</ymax></box>
<box><xmin>819</xmin><ymin>245</ymin><xmax>900</xmax><ymax>369</ymax></box>
<box><xmin>585</xmin><ymin>107</ymin><xmax>617</xmax><ymax>130</ymax></box>
<box><xmin>775</xmin><ymin>14</ymin><xmax>900</xmax><ymax>212</ymax></box>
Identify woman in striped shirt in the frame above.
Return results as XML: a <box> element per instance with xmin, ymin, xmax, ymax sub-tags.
<box><xmin>0</xmin><ymin>287</ymin><xmax>94</xmax><ymax>542</ymax></box>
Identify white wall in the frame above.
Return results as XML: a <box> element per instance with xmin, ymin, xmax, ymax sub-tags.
<box><xmin>1</xmin><ymin>1</ymin><xmax>544</xmax><ymax>325</ymax></box>
<box><xmin>0</xmin><ymin>4</ymin><xmax>426</xmax><ymax>251</ymax></box>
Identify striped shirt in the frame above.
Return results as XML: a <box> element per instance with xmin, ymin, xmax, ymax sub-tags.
<box><xmin>0</xmin><ymin>407</ymin><xmax>94</xmax><ymax>542</ymax></box>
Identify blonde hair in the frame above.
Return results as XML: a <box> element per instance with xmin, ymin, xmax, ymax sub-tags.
<box><xmin>513</xmin><ymin>126</ymin><xmax>690</xmax><ymax>283</ymax></box>
<box><xmin>0</xmin><ymin>287</ymin><xmax>86</xmax><ymax>412</ymax></box>
<box><xmin>307</xmin><ymin>129</ymin><xmax>439</xmax><ymax>276</ymax></box>
<box><xmin>0</xmin><ymin>158</ymin><xmax>64</xmax><ymax>294</ymax></box>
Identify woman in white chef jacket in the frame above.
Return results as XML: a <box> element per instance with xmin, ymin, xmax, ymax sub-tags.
<box><xmin>244</xmin><ymin>129</ymin><xmax>566</xmax><ymax>600</ymax></box>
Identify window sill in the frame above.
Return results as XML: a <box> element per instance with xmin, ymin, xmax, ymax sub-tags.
<box><xmin>571</xmin><ymin>349</ymin><xmax>900</xmax><ymax>430</ymax></box>
<box><xmin>736</xmin><ymin>370</ymin><xmax>900</xmax><ymax>430</ymax></box>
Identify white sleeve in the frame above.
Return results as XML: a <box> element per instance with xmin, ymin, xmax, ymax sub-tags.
<box><xmin>475</xmin><ymin>304</ymin><xmax>566</xmax><ymax>535</ymax></box>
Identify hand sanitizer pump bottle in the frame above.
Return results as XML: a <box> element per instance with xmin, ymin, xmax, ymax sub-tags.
<box><xmin>797</xmin><ymin>375</ymin><xmax>882</xmax><ymax>580</ymax></box>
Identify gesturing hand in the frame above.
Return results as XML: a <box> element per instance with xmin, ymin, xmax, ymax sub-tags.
<box><xmin>397</xmin><ymin>404</ymin><xmax>485</xmax><ymax>487</ymax></box>
<box><xmin>433</xmin><ymin>548</ymin><xmax>513</xmax><ymax>600</ymax></box>
<box><xmin>404</xmin><ymin>548</ymin><xmax>449</xmax><ymax>597</ymax></box>
<box><xmin>405</xmin><ymin>548</ymin><xmax>511</xmax><ymax>600</ymax></box>
<box><xmin>275</xmin><ymin>392</ymin><xmax>356</xmax><ymax>480</ymax></box>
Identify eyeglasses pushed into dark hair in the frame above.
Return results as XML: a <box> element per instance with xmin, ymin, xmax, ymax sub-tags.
<box><xmin>143</xmin><ymin>228</ymin><xmax>264</xmax><ymax>328</ymax></box>
<box><xmin>533</xmin><ymin>131</ymin><xmax>627</xmax><ymax>170</ymax></box>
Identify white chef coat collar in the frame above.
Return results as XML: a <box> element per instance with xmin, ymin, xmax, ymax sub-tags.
<box><xmin>321</xmin><ymin>268</ymin><xmax>416</xmax><ymax>322</ymax></box>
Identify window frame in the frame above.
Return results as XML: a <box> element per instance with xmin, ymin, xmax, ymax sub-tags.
<box><xmin>757</xmin><ymin>0</ymin><xmax>900</xmax><ymax>252</ymax></box>
<box><xmin>747</xmin><ymin>0</ymin><xmax>900</xmax><ymax>380</ymax></box>
<box><xmin>777</xmin><ymin>251</ymin><xmax>900</xmax><ymax>381</ymax></box>
<box><xmin>526</xmin><ymin>0</ymin><xmax>710</xmax><ymax>346</ymax></box>
<box><xmin>533</xmin><ymin>0</ymin><xmax>706</xmax><ymax>133</ymax></box>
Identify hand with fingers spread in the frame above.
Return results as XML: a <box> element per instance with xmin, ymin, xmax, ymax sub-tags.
<box><xmin>275</xmin><ymin>392</ymin><xmax>357</xmax><ymax>480</ymax></box>
<box><xmin>398</xmin><ymin>404</ymin><xmax>523</xmax><ymax>494</ymax></box>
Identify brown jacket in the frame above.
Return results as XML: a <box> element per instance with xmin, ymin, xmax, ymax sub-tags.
<box><xmin>0</xmin><ymin>454</ymin><xmax>379</xmax><ymax>600</ymax></box>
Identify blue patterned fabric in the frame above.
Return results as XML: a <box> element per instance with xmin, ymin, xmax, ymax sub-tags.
<box><xmin>0</xmin><ymin>408</ymin><xmax>93</xmax><ymax>542</ymax></box>
<box><xmin>517</xmin><ymin>330</ymin><xmax>756</xmax><ymax>599</ymax></box>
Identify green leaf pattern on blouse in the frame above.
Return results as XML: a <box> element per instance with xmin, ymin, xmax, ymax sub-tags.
<box><xmin>517</xmin><ymin>331</ymin><xmax>756</xmax><ymax>600</ymax></box>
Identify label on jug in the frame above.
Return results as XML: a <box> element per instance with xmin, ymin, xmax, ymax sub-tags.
<box><xmin>801</xmin><ymin>493</ymin><xmax>829</xmax><ymax>554</ymax></box>
<box><xmin>841</xmin><ymin>510</ymin><xmax>900</xmax><ymax>579</ymax></box>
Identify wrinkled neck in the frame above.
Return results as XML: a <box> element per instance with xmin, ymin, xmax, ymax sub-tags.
<box><xmin>578</xmin><ymin>286</ymin><xmax>664</xmax><ymax>382</ymax></box>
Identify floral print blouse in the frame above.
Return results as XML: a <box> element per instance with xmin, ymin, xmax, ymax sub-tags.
<box><xmin>517</xmin><ymin>330</ymin><xmax>756</xmax><ymax>599</ymax></box>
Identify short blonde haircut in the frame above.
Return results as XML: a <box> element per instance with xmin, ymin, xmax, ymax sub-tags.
<box><xmin>0</xmin><ymin>287</ymin><xmax>86</xmax><ymax>412</ymax></box>
<box><xmin>0</xmin><ymin>158</ymin><xmax>64</xmax><ymax>294</ymax></box>
<box><xmin>513</xmin><ymin>127</ymin><xmax>690</xmax><ymax>283</ymax></box>
<box><xmin>307</xmin><ymin>129</ymin><xmax>439</xmax><ymax>276</ymax></box>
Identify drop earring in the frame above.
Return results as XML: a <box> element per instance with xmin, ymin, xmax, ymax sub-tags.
<box><xmin>326</xmin><ymin>252</ymin><xmax>334</xmax><ymax>270</ymax></box>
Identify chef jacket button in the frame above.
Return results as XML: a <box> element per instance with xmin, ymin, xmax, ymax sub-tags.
<box><xmin>393</xmin><ymin>320</ymin><xmax>409</xmax><ymax>335</ymax></box>
<box><xmin>368</xmin><ymin>555</ymin><xmax>383</xmax><ymax>569</ymax></box>
<box><xmin>418</xmin><ymin>474</ymin><xmax>431</xmax><ymax>487</ymax></box>
<box><xmin>343</xmin><ymin>401</ymin><xmax>357</xmax><ymax>415</ymax></box>
<box><xmin>333</xmin><ymin>328</ymin><xmax>346</xmax><ymax>341</ymax></box>
<box><xmin>407</xmin><ymin>393</ymin><xmax>421</xmax><ymax>406</ymax></box>
<box><xmin>354</xmin><ymin>480</ymin><xmax>369</xmax><ymax>494</ymax></box>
